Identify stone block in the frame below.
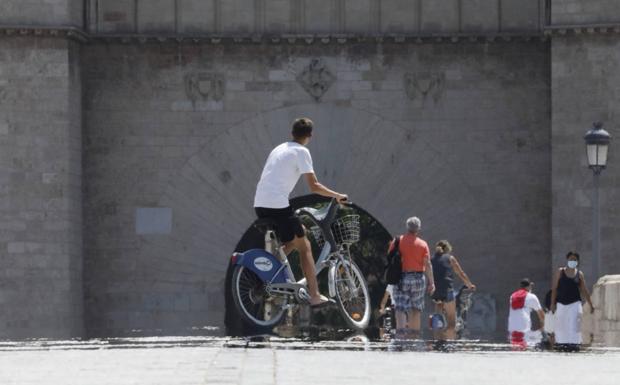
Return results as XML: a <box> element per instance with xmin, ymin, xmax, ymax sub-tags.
<box><xmin>177</xmin><ymin>0</ymin><xmax>216</xmax><ymax>34</ymax></box>
<box><xmin>421</xmin><ymin>0</ymin><xmax>459</xmax><ymax>33</ymax></box>
<box><xmin>461</xmin><ymin>0</ymin><xmax>499</xmax><ymax>33</ymax></box>
<box><xmin>137</xmin><ymin>0</ymin><xmax>176</xmax><ymax>33</ymax></box>
<box><xmin>264</xmin><ymin>0</ymin><xmax>293</xmax><ymax>34</ymax></box>
<box><xmin>7</xmin><ymin>242</ymin><xmax>25</xmax><ymax>254</ymax></box>
<box><xmin>135</xmin><ymin>207</ymin><xmax>172</xmax><ymax>235</ymax></box>
<box><xmin>219</xmin><ymin>0</ymin><xmax>255</xmax><ymax>34</ymax></box>
<box><xmin>195</xmin><ymin>100</ymin><xmax>224</xmax><ymax>111</ymax></box>
<box><xmin>551</xmin><ymin>0</ymin><xmax>620</xmax><ymax>25</ymax></box>
<box><xmin>303</xmin><ymin>0</ymin><xmax>335</xmax><ymax>34</ymax></box>
<box><xmin>381</xmin><ymin>0</ymin><xmax>419</xmax><ymax>33</ymax></box>
<box><xmin>337</xmin><ymin>71</ymin><xmax>362</xmax><ymax>81</ymax></box>
<box><xmin>344</xmin><ymin>0</ymin><xmax>372</xmax><ymax>33</ymax></box>
<box><xmin>268</xmin><ymin>70</ymin><xmax>295</xmax><ymax>82</ymax></box>
<box><xmin>98</xmin><ymin>0</ymin><xmax>137</xmax><ymax>33</ymax></box>
<box><xmin>0</xmin><ymin>0</ymin><xmax>81</xmax><ymax>26</ymax></box>
<box><xmin>501</xmin><ymin>0</ymin><xmax>540</xmax><ymax>32</ymax></box>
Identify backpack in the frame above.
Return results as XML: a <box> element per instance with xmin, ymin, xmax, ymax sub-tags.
<box><xmin>383</xmin><ymin>236</ymin><xmax>402</xmax><ymax>285</ymax></box>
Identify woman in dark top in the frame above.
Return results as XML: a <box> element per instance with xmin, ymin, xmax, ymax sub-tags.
<box><xmin>431</xmin><ymin>240</ymin><xmax>476</xmax><ymax>340</ymax></box>
<box><xmin>550</xmin><ymin>251</ymin><xmax>594</xmax><ymax>346</ymax></box>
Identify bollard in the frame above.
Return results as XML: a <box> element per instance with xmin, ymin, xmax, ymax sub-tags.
<box><xmin>584</xmin><ymin>275</ymin><xmax>620</xmax><ymax>346</ymax></box>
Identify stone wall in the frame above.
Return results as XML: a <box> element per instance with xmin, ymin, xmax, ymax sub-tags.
<box><xmin>87</xmin><ymin>0</ymin><xmax>545</xmax><ymax>35</ymax></box>
<box><xmin>551</xmin><ymin>34</ymin><xmax>620</xmax><ymax>284</ymax></box>
<box><xmin>582</xmin><ymin>275</ymin><xmax>620</xmax><ymax>346</ymax></box>
<box><xmin>82</xmin><ymin>39</ymin><xmax>550</xmax><ymax>337</ymax></box>
<box><xmin>551</xmin><ymin>0</ymin><xmax>620</xmax><ymax>25</ymax></box>
<box><xmin>0</xmin><ymin>0</ymin><xmax>83</xmax><ymax>27</ymax></box>
<box><xmin>0</xmin><ymin>37</ymin><xmax>83</xmax><ymax>339</ymax></box>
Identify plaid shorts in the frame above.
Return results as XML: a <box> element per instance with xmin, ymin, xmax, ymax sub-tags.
<box><xmin>393</xmin><ymin>272</ymin><xmax>426</xmax><ymax>312</ymax></box>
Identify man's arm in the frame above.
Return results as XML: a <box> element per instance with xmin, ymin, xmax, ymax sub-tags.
<box><xmin>304</xmin><ymin>172</ymin><xmax>347</xmax><ymax>202</ymax></box>
<box><xmin>578</xmin><ymin>271</ymin><xmax>595</xmax><ymax>313</ymax></box>
<box><xmin>425</xmin><ymin>255</ymin><xmax>435</xmax><ymax>295</ymax></box>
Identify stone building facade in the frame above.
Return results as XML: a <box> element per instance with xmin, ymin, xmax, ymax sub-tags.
<box><xmin>0</xmin><ymin>0</ymin><xmax>618</xmax><ymax>339</ymax></box>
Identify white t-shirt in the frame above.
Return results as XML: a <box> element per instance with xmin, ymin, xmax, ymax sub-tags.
<box><xmin>508</xmin><ymin>292</ymin><xmax>542</xmax><ymax>333</ymax></box>
<box><xmin>254</xmin><ymin>142</ymin><xmax>314</xmax><ymax>208</ymax></box>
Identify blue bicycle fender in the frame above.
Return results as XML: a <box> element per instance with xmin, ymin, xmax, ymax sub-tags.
<box><xmin>233</xmin><ymin>249</ymin><xmax>288</xmax><ymax>284</ymax></box>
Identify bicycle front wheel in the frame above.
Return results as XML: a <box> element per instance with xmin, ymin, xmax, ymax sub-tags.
<box><xmin>231</xmin><ymin>265</ymin><xmax>287</xmax><ymax>330</ymax></box>
<box><xmin>331</xmin><ymin>259</ymin><xmax>370</xmax><ymax>330</ymax></box>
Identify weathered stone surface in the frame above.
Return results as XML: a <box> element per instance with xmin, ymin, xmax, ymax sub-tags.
<box><xmin>2</xmin><ymin>340</ymin><xmax>620</xmax><ymax>385</ymax></box>
<box><xmin>83</xmin><ymin>0</ymin><xmax>543</xmax><ymax>35</ymax></box>
<box><xmin>137</xmin><ymin>0</ymin><xmax>176</xmax><ymax>33</ymax></box>
<box><xmin>81</xmin><ymin>41</ymin><xmax>550</xmax><ymax>337</ymax></box>
<box><xmin>551</xmin><ymin>35</ymin><xmax>620</xmax><ymax>284</ymax></box>
<box><xmin>584</xmin><ymin>275</ymin><xmax>620</xmax><ymax>346</ymax></box>
<box><xmin>0</xmin><ymin>0</ymin><xmax>83</xmax><ymax>27</ymax></box>
<box><xmin>177</xmin><ymin>0</ymin><xmax>216</xmax><ymax>34</ymax></box>
<box><xmin>461</xmin><ymin>0</ymin><xmax>499</xmax><ymax>33</ymax></box>
<box><xmin>421</xmin><ymin>0</ymin><xmax>459</xmax><ymax>33</ymax></box>
<box><xmin>501</xmin><ymin>0</ymin><xmax>541</xmax><ymax>32</ymax></box>
<box><xmin>0</xmin><ymin>37</ymin><xmax>83</xmax><ymax>339</ymax></box>
<box><xmin>552</xmin><ymin>0</ymin><xmax>620</xmax><ymax>25</ymax></box>
<box><xmin>97</xmin><ymin>0</ymin><xmax>136</xmax><ymax>33</ymax></box>
<box><xmin>4</xmin><ymin>0</ymin><xmax>620</xmax><ymax>341</ymax></box>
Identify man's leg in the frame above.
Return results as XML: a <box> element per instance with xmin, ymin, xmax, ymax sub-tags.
<box><xmin>395</xmin><ymin>310</ymin><xmax>407</xmax><ymax>330</ymax></box>
<box><xmin>395</xmin><ymin>309</ymin><xmax>410</xmax><ymax>338</ymax></box>
<box><xmin>406</xmin><ymin>309</ymin><xmax>421</xmax><ymax>338</ymax></box>
<box><xmin>283</xmin><ymin>235</ymin><xmax>325</xmax><ymax>305</ymax></box>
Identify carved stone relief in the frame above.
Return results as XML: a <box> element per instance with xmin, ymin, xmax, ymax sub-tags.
<box><xmin>297</xmin><ymin>58</ymin><xmax>336</xmax><ymax>101</ymax></box>
<box><xmin>404</xmin><ymin>72</ymin><xmax>446</xmax><ymax>104</ymax></box>
<box><xmin>184</xmin><ymin>72</ymin><xmax>225</xmax><ymax>102</ymax></box>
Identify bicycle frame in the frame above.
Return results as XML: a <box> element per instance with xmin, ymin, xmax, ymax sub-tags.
<box><xmin>231</xmin><ymin>199</ymin><xmax>370</xmax><ymax>330</ymax></box>
<box><xmin>232</xmin><ymin>199</ymin><xmax>357</xmax><ymax>302</ymax></box>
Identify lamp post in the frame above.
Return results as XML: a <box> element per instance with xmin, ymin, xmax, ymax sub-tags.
<box><xmin>584</xmin><ymin>122</ymin><xmax>611</xmax><ymax>285</ymax></box>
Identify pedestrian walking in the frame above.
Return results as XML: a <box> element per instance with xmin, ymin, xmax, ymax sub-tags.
<box><xmin>388</xmin><ymin>217</ymin><xmax>434</xmax><ymax>338</ymax></box>
<box><xmin>550</xmin><ymin>251</ymin><xmax>594</xmax><ymax>348</ymax></box>
<box><xmin>508</xmin><ymin>278</ymin><xmax>545</xmax><ymax>348</ymax></box>
<box><xmin>378</xmin><ymin>284</ymin><xmax>396</xmax><ymax>338</ymax></box>
<box><xmin>431</xmin><ymin>240</ymin><xmax>476</xmax><ymax>340</ymax></box>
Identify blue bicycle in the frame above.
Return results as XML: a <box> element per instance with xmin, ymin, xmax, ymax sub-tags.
<box><xmin>230</xmin><ymin>199</ymin><xmax>371</xmax><ymax>331</ymax></box>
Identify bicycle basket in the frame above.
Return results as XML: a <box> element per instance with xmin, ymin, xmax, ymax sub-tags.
<box><xmin>308</xmin><ymin>226</ymin><xmax>325</xmax><ymax>249</ymax></box>
<box><xmin>331</xmin><ymin>215</ymin><xmax>360</xmax><ymax>245</ymax></box>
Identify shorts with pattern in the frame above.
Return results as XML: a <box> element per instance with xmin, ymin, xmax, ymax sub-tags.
<box><xmin>393</xmin><ymin>272</ymin><xmax>426</xmax><ymax>312</ymax></box>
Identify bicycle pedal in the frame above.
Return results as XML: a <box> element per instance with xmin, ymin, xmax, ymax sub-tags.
<box><xmin>297</xmin><ymin>287</ymin><xmax>311</xmax><ymax>303</ymax></box>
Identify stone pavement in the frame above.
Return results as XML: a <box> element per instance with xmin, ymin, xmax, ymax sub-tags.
<box><xmin>0</xmin><ymin>337</ymin><xmax>619</xmax><ymax>385</ymax></box>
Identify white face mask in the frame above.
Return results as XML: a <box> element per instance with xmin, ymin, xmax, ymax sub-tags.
<box><xmin>567</xmin><ymin>260</ymin><xmax>578</xmax><ymax>269</ymax></box>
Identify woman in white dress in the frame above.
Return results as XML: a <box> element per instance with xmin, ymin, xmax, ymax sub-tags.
<box><xmin>550</xmin><ymin>251</ymin><xmax>594</xmax><ymax>348</ymax></box>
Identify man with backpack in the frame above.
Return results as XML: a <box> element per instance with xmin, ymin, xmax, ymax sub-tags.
<box><xmin>384</xmin><ymin>217</ymin><xmax>435</xmax><ymax>338</ymax></box>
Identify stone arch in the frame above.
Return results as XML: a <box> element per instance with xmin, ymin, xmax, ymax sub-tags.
<box><xmin>137</xmin><ymin>103</ymin><xmax>481</xmax><ymax>330</ymax></box>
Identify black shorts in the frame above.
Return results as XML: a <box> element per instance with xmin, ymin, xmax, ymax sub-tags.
<box><xmin>254</xmin><ymin>206</ymin><xmax>305</xmax><ymax>243</ymax></box>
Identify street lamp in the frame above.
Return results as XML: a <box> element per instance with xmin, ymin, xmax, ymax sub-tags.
<box><xmin>584</xmin><ymin>122</ymin><xmax>611</xmax><ymax>285</ymax></box>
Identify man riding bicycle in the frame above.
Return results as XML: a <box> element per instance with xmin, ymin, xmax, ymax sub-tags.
<box><xmin>254</xmin><ymin>117</ymin><xmax>348</xmax><ymax>307</ymax></box>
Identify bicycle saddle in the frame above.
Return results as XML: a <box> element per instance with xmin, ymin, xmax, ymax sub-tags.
<box><xmin>296</xmin><ymin>205</ymin><xmax>330</xmax><ymax>224</ymax></box>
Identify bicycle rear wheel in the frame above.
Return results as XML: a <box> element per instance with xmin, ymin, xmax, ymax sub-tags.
<box><xmin>332</xmin><ymin>259</ymin><xmax>370</xmax><ymax>330</ymax></box>
<box><xmin>231</xmin><ymin>265</ymin><xmax>287</xmax><ymax>330</ymax></box>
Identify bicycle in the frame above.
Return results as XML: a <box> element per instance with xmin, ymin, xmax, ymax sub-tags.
<box><xmin>455</xmin><ymin>285</ymin><xmax>475</xmax><ymax>338</ymax></box>
<box><xmin>230</xmin><ymin>198</ymin><xmax>371</xmax><ymax>332</ymax></box>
